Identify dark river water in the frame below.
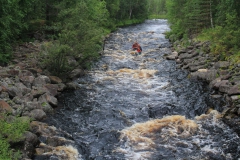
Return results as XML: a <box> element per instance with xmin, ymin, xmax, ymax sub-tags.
<box><xmin>44</xmin><ymin>20</ymin><xmax>240</xmax><ymax>160</ymax></box>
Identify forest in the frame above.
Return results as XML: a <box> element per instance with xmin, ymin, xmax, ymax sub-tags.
<box><xmin>166</xmin><ymin>0</ymin><xmax>240</xmax><ymax>63</ymax></box>
<box><xmin>1</xmin><ymin>0</ymin><xmax>239</xmax><ymax>73</ymax></box>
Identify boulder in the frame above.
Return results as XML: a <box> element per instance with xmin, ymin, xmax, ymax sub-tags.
<box><xmin>49</xmin><ymin>76</ymin><xmax>62</xmax><ymax>84</ymax></box>
<box><xmin>31</xmin><ymin>87</ymin><xmax>48</xmax><ymax>98</ymax></box>
<box><xmin>166</xmin><ymin>51</ymin><xmax>178</xmax><ymax>60</ymax></box>
<box><xmin>29</xmin><ymin>109</ymin><xmax>46</xmax><ymax>120</ymax></box>
<box><xmin>19</xmin><ymin>70</ymin><xmax>34</xmax><ymax>77</ymax></box>
<box><xmin>228</xmin><ymin>85</ymin><xmax>240</xmax><ymax>95</ymax></box>
<box><xmin>22</xmin><ymin>131</ymin><xmax>39</xmax><ymax>158</ymax></box>
<box><xmin>8</xmin><ymin>86</ymin><xmax>22</xmax><ymax>97</ymax></box>
<box><xmin>66</xmin><ymin>82</ymin><xmax>80</xmax><ymax>90</ymax></box>
<box><xmin>179</xmin><ymin>51</ymin><xmax>199</xmax><ymax>60</ymax></box>
<box><xmin>44</xmin><ymin>84</ymin><xmax>59</xmax><ymax>96</ymax></box>
<box><xmin>32</xmin><ymin>75</ymin><xmax>51</xmax><ymax>87</ymax></box>
<box><xmin>15</xmin><ymin>83</ymin><xmax>31</xmax><ymax>96</ymax></box>
<box><xmin>69</xmin><ymin>68</ymin><xmax>84</xmax><ymax>80</ymax></box>
<box><xmin>218</xmin><ymin>80</ymin><xmax>232</xmax><ymax>93</ymax></box>
<box><xmin>20</xmin><ymin>76</ymin><xmax>35</xmax><ymax>88</ymax></box>
<box><xmin>190</xmin><ymin>69</ymin><xmax>218</xmax><ymax>82</ymax></box>
<box><xmin>214</xmin><ymin>61</ymin><xmax>230</xmax><ymax>69</ymax></box>
<box><xmin>0</xmin><ymin>100</ymin><xmax>12</xmax><ymax>113</ymax></box>
<box><xmin>39</xmin><ymin>93</ymin><xmax>58</xmax><ymax>107</ymax></box>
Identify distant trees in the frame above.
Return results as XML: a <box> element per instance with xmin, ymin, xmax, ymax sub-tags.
<box><xmin>147</xmin><ymin>0</ymin><xmax>167</xmax><ymax>17</ymax></box>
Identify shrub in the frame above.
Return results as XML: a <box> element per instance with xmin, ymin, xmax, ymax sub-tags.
<box><xmin>0</xmin><ymin>114</ymin><xmax>30</xmax><ymax>160</ymax></box>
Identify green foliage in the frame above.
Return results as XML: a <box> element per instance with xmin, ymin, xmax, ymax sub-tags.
<box><xmin>147</xmin><ymin>0</ymin><xmax>167</xmax><ymax>18</ymax></box>
<box><xmin>40</xmin><ymin>42</ymin><xmax>73</xmax><ymax>76</ymax></box>
<box><xmin>0</xmin><ymin>114</ymin><xmax>30</xmax><ymax>160</ymax></box>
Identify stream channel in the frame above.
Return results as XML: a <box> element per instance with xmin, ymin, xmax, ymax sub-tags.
<box><xmin>44</xmin><ymin>19</ymin><xmax>240</xmax><ymax>160</ymax></box>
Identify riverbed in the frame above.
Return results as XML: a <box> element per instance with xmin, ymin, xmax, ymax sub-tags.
<box><xmin>44</xmin><ymin>19</ymin><xmax>240</xmax><ymax>160</ymax></box>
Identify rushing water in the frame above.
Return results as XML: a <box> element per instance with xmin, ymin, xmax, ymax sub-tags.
<box><xmin>44</xmin><ymin>20</ymin><xmax>240</xmax><ymax>160</ymax></box>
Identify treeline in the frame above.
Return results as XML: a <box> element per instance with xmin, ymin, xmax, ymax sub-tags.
<box><xmin>0</xmin><ymin>0</ymin><xmax>150</xmax><ymax>71</ymax></box>
<box><xmin>166</xmin><ymin>0</ymin><xmax>240</xmax><ymax>62</ymax></box>
<box><xmin>148</xmin><ymin>0</ymin><xmax>167</xmax><ymax>19</ymax></box>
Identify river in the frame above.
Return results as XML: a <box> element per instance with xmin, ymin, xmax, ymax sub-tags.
<box><xmin>44</xmin><ymin>19</ymin><xmax>240</xmax><ymax>160</ymax></box>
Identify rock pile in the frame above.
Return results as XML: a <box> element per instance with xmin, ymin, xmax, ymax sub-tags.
<box><xmin>0</xmin><ymin>42</ymin><xmax>82</xmax><ymax>159</ymax></box>
<box><xmin>166</xmin><ymin>41</ymin><xmax>240</xmax><ymax>135</ymax></box>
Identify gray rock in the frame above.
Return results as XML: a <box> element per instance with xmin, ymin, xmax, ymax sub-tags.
<box><xmin>44</xmin><ymin>84</ymin><xmax>59</xmax><ymax>97</ymax></box>
<box><xmin>66</xmin><ymin>82</ymin><xmax>79</xmax><ymax>90</ymax></box>
<box><xmin>20</xmin><ymin>76</ymin><xmax>35</xmax><ymax>88</ymax></box>
<box><xmin>209</xmin><ymin>77</ymin><xmax>221</xmax><ymax>89</ymax></box>
<box><xmin>190</xmin><ymin>69</ymin><xmax>218</xmax><ymax>82</ymax></box>
<box><xmin>32</xmin><ymin>75</ymin><xmax>51</xmax><ymax>87</ymax></box>
<box><xmin>23</xmin><ymin>131</ymin><xmax>39</xmax><ymax>158</ymax></box>
<box><xmin>49</xmin><ymin>76</ymin><xmax>62</xmax><ymax>84</ymax></box>
<box><xmin>8</xmin><ymin>86</ymin><xmax>22</xmax><ymax>97</ymax></box>
<box><xmin>218</xmin><ymin>80</ymin><xmax>231</xmax><ymax>93</ymax></box>
<box><xmin>228</xmin><ymin>85</ymin><xmax>240</xmax><ymax>95</ymax></box>
<box><xmin>166</xmin><ymin>51</ymin><xmax>178</xmax><ymax>60</ymax></box>
<box><xmin>24</xmin><ymin>101</ymin><xmax>42</xmax><ymax>111</ymax></box>
<box><xmin>214</xmin><ymin>61</ymin><xmax>230</xmax><ymax>69</ymax></box>
<box><xmin>0</xmin><ymin>100</ymin><xmax>12</xmax><ymax>113</ymax></box>
<box><xmin>30</xmin><ymin>87</ymin><xmax>47</xmax><ymax>98</ymax></box>
<box><xmin>29</xmin><ymin>109</ymin><xmax>46</xmax><ymax>120</ymax></box>
<box><xmin>39</xmin><ymin>93</ymin><xmax>58</xmax><ymax>107</ymax></box>
<box><xmin>179</xmin><ymin>51</ymin><xmax>199</xmax><ymax>60</ymax></box>
<box><xmin>69</xmin><ymin>68</ymin><xmax>84</xmax><ymax>79</ymax></box>
<box><xmin>15</xmin><ymin>83</ymin><xmax>31</xmax><ymax>96</ymax></box>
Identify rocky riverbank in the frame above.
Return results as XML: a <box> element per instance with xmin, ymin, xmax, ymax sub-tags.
<box><xmin>0</xmin><ymin>42</ymin><xmax>82</xmax><ymax>159</ymax></box>
<box><xmin>166</xmin><ymin>40</ymin><xmax>240</xmax><ymax>135</ymax></box>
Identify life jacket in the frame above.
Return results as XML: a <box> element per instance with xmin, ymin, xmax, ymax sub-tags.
<box><xmin>137</xmin><ymin>47</ymin><xmax>141</xmax><ymax>53</ymax></box>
